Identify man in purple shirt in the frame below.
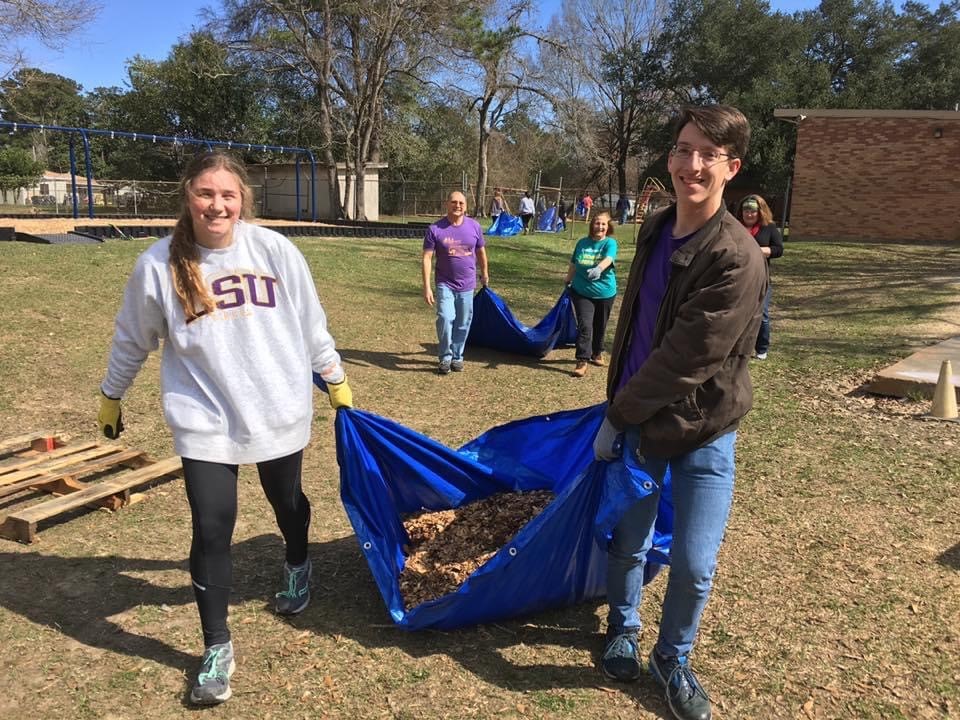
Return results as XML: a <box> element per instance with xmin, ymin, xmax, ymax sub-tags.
<box><xmin>422</xmin><ymin>191</ymin><xmax>489</xmax><ymax>374</ymax></box>
<box><xmin>592</xmin><ymin>106</ymin><xmax>766</xmax><ymax>720</ymax></box>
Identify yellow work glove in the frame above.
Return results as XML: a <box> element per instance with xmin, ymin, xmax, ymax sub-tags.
<box><xmin>97</xmin><ymin>391</ymin><xmax>124</xmax><ymax>439</ymax></box>
<box><xmin>327</xmin><ymin>377</ymin><xmax>354</xmax><ymax>409</ymax></box>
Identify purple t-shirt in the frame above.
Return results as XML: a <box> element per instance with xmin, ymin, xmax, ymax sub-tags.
<box><xmin>423</xmin><ymin>216</ymin><xmax>485</xmax><ymax>293</ymax></box>
<box><xmin>616</xmin><ymin>218</ymin><xmax>695</xmax><ymax>393</ymax></box>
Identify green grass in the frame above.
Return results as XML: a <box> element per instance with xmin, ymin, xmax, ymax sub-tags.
<box><xmin>0</xmin><ymin>233</ymin><xmax>958</xmax><ymax>719</ymax></box>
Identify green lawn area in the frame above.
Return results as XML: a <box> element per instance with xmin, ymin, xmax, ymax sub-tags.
<box><xmin>0</xmin><ymin>232</ymin><xmax>957</xmax><ymax>719</ymax></box>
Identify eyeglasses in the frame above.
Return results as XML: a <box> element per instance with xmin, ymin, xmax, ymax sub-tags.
<box><xmin>670</xmin><ymin>144</ymin><xmax>736</xmax><ymax>164</ymax></box>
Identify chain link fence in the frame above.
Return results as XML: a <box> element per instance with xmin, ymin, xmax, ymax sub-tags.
<box><xmin>380</xmin><ymin>178</ymin><xmax>473</xmax><ymax>219</ymax></box>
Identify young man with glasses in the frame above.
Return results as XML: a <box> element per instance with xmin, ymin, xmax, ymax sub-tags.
<box><xmin>592</xmin><ymin>105</ymin><xmax>767</xmax><ymax>720</ymax></box>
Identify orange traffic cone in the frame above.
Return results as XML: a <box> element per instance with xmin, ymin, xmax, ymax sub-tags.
<box><xmin>930</xmin><ymin>359</ymin><xmax>958</xmax><ymax>419</ymax></box>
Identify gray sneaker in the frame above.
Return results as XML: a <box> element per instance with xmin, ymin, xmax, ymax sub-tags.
<box><xmin>649</xmin><ymin>650</ymin><xmax>712</xmax><ymax>720</ymax></box>
<box><xmin>190</xmin><ymin>641</ymin><xmax>235</xmax><ymax>705</ymax></box>
<box><xmin>275</xmin><ymin>558</ymin><xmax>312</xmax><ymax>615</ymax></box>
<box><xmin>451</xmin><ymin>360</ymin><xmax>464</xmax><ymax>372</ymax></box>
<box><xmin>600</xmin><ymin>630</ymin><xmax>642</xmax><ymax>681</ymax></box>
<box><xmin>438</xmin><ymin>361</ymin><xmax>451</xmax><ymax>375</ymax></box>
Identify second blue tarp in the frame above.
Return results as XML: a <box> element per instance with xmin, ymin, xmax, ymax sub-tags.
<box><xmin>537</xmin><ymin>206</ymin><xmax>565</xmax><ymax>232</ymax></box>
<box><xmin>486</xmin><ymin>211</ymin><xmax>523</xmax><ymax>236</ymax></box>
<box><xmin>467</xmin><ymin>286</ymin><xmax>577</xmax><ymax>358</ymax></box>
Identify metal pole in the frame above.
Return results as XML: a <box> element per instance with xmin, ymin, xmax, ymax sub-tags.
<box><xmin>80</xmin><ymin>130</ymin><xmax>94</xmax><ymax>219</ymax></box>
<box><xmin>781</xmin><ymin>172</ymin><xmax>792</xmax><ymax>239</ymax></box>
<box><xmin>307</xmin><ymin>151</ymin><xmax>317</xmax><ymax>222</ymax></box>
<box><xmin>295</xmin><ymin>155</ymin><xmax>302</xmax><ymax>221</ymax></box>
<box><xmin>556</xmin><ymin>176</ymin><xmax>563</xmax><ymax>232</ymax></box>
<box><xmin>68</xmin><ymin>136</ymin><xmax>79</xmax><ymax>219</ymax></box>
<box><xmin>262</xmin><ymin>166</ymin><xmax>268</xmax><ymax>216</ymax></box>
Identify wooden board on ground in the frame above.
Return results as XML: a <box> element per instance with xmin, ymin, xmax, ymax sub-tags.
<box><xmin>868</xmin><ymin>335</ymin><xmax>960</xmax><ymax>399</ymax></box>
<box><xmin>0</xmin><ymin>432</ymin><xmax>182</xmax><ymax>544</ymax></box>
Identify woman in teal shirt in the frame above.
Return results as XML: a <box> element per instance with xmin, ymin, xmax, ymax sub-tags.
<box><xmin>564</xmin><ymin>211</ymin><xmax>618</xmax><ymax>377</ymax></box>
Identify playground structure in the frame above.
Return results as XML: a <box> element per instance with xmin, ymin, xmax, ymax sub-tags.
<box><xmin>0</xmin><ymin>120</ymin><xmax>320</xmax><ymax>221</ymax></box>
<box><xmin>635</xmin><ymin>177</ymin><xmax>671</xmax><ymax>224</ymax></box>
<box><xmin>0</xmin><ymin>120</ymin><xmax>673</xmax><ymax>232</ymax></box>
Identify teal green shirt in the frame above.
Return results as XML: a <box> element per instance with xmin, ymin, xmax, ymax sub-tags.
<box><xmin>570</xmin><ymin>236</ymin><xmax>617</xmax><ymax>299</ymax></box>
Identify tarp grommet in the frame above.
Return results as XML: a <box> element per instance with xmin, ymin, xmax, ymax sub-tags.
<box><xmin>363</xmin><ymin>541</ymin><xmax>372</xmax><ymax>550</ymax></box>
<box><xmin>508</xmin><ymin>547</ymin><xmax>518</xmax><ymax>556</ymax></box>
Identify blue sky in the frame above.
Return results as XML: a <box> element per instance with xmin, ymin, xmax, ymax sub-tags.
<box><xmin>19</xmin><ymin>0</ymin><xmax>936</xmax><ymax>92</ymax></box>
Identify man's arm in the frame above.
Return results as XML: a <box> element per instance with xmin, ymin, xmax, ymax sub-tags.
<box><xmin>476</xmin><ymin>246</ymin><xmax>489</xmax><ymax>286</ymax></box>
<box><xmin>422</xmin><ymin>249</ymin><xmax>435</xmax><ymax>306</ymax></box>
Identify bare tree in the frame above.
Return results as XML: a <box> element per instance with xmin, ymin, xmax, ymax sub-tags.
<box><xmin>220</xmin><ymin>0</ymin><xmax>462</xmax><ymax>221</ymax></box>
<box><xmin>543</xmin><ymin>0</ymin><xmax>670</xmax><ymax>196</ymax></box>
<box><xmin>0</xmin><ymin>0</ymin><xmax>100</xmax><ymax>78</ymax></box>
<box><xmin>219</xmin><ymin>0</ymin><xmax>346</xmax><ymax>219</ymax></box>
<box><xmin>449</xmin><ymin>0</ymin><xmax>556</xmax><ymax>214</ymax></box>
<box><xmin>330</xmin><ymin>0</ymin><xmax>454</xmax><ymax>220</ymax></box>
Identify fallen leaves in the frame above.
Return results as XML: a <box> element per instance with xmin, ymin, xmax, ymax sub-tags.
<box><xmin>399</xmin><ymin>490</ymin><xmax>554</xmax><ymax>607</ymax></box>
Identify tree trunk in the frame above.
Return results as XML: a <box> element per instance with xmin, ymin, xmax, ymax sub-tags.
<box><xmin>319</xmin><ymin>0</ymin><xmax>344</xmax><ymax>220</ymax></box>
<box><xmin>475</xmin><ymin>95</ymin><xmax>494</xmax><ymax>217</ymax></box>
<box><xmin>319</xmin><ymin>87</ymin><xmax>344</xmax><ymax>220</ymax></box>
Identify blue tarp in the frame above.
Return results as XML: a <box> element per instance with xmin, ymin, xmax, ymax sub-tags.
<box><xmin>332</xmin><ymin>401</ymin><xmax>673</xmax><ymax>631</ymax></box>
<box><xmin>486</xmin><ymin>211</ymin><xmax>523</xmax><ymax>236</ymax></box>
<box><xmin>467</xmin><ymin>286</ymin><xmax>577</xmax><ymax>358</ymax></box>
<box><xmin>537</xmin><ymin>206</ymin><xmax>564</xmax><ymax>232</ymax></box>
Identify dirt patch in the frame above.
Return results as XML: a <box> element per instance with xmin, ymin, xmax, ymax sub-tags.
<box><xmin>399</xmin><ymin>490</ymin><xmax>554</xmax><ymax>608</ymax></box>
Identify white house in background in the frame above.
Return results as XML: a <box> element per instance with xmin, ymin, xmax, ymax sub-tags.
<box><xmin>245</xmin><ymin>161</ymin><xmax>387</xmax><ymax>221</ymax></box>
<box><xmin>1</xmin><ymin>170</ymin><xmax>110</xmax><ymax>207</ymax></box>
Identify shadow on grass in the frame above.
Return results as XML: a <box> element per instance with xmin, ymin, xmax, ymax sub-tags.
<box><xmin>282</xmin><ymin>533</ymin><xmax>672</xmax><ymax>717</ymax></box>
<box><xmin>341</xmin><ymin>344</ymin><xmax>580</xmax><ymax>377</ymax></box>
<box><xmin>0</xmin><ymin>533</ymin><xmax>670</xmax><ymax>716</ymax></box>
<box><xmin>937</xmin><ymin>541</ymin><xmax>960</xmax><ymax>571</ymax></box>
<box><xmin>341</xmin><ymin>346</ymin><xmax>438</xmax><ymax>374</ymax></box>
<box><xmin>0</xmin><ymin>550</ymin><xmax>196</xmax><ymax>671</ymax></box>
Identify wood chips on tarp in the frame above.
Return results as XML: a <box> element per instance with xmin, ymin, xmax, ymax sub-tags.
<box><xmin>399</xmin><ymin>490</ymin><xmax>554</xmax><ymax>608</ymax></box>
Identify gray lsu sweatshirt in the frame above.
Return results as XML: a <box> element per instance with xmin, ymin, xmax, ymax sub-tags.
<box><xmin>102</xmin><ymin>222</ymin><xmax>345</xmax><ymax>464</ymax></box>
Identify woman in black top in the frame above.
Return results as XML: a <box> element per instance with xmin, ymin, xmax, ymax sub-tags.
<box><xmin>737</xmin><ymin>194</ymin><xmax>783</xmax><ymax>359</ymax></box>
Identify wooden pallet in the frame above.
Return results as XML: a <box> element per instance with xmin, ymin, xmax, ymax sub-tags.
<box><xmin>0</xmin><ymin>432</ymin><xmax>182</xmax><ymax>543</ymax></box>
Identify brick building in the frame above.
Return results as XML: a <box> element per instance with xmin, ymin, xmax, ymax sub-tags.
<box><xmin>775</xmin><ymin>109</ymin><xmax>960</xmax><ymax>242</ymax></box>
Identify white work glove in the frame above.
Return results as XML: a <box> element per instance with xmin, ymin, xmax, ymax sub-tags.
<box><xmin>586</xmin><ymin>266</ymin><xmax>603</xmax><ymax>280</ymax></box>
<box><xmin>593</xmin><ymin>417</ymin><xmax>623</xmax><ymax>461</ymax></box>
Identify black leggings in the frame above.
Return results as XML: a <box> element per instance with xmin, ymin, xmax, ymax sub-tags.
<box><xmin>569</xmin><ymin>289</ymin><xmax>614</xmax><ymax>360</ymax></box>
<box><xmin>183</xmin><ymin>450</ymin><xmax>310</xmax><ymax>647</ymax></box>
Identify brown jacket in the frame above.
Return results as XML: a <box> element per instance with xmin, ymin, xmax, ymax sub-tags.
<box><xmin>606</xmin><ymin>204</ymin><xmax>767</xmax><ymax>458</ymax></box>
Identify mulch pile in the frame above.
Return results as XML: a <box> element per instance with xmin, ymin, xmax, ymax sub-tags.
<box><xmin>399</xmin><ymin>490</ymin><xmax>554</xmax><ymax>608</ymax></box>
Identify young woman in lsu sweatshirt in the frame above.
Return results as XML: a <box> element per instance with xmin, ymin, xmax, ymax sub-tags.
<box><xmin>97</xmin><ymin>151</ymin><xmax>353</xmax><ymax>706</ymax></box>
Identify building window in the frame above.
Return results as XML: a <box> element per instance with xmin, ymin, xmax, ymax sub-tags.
<box><xmin>40</xmin><ymin>183</ymin><xmax>49</xmax><ymax>196</ymax></box>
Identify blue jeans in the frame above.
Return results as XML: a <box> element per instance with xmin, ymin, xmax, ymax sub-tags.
<box><xmin>607</xmin><ymin>430</ymin><xmax>736</xmax><ymax>659</ymax></box>
<box><xmin>755</xmin><ymin>282</ymin><xmax>773</xmax><ymax>354</ymax></box>
<box><xmin>435</xmin><ymin>285</ymin><xmax>474</xmax><ymax>363</ymax></box>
